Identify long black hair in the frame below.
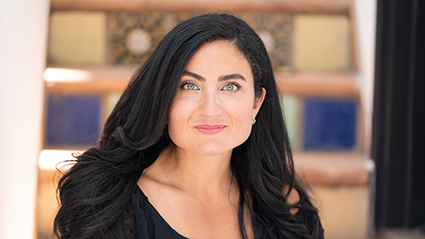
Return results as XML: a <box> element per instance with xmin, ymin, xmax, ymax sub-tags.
<box><xmin>54</xmin><ymin>13</ymin><xmax>320</xmax><ymax>239</ymax></box>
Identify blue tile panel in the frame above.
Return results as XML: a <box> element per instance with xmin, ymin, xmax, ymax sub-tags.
<box><xmin>303</xmin><ymin>98</ymin><xmax>357</xmax><ymax>150</ymax></box>
<box><xmin>46</xmin><ymin>94</ymin><xmax>101</xmax><ymax>145</ymax></box>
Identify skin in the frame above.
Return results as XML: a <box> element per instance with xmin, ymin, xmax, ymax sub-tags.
<box><xmin>138</xmin><ymin>40</ymin><xmax>298</xmax><ymax>239</ymax></box>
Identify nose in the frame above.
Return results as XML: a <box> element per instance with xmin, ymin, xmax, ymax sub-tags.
<box><xmin>198</xmin><ymin>91</ymin><xmax>222</xmax><ymax>117</ymax></box>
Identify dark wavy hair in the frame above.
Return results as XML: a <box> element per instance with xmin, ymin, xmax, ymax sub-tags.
<box><xmin>54</xmin><ymin>13</ymin><xmax>319</xmax><ymax>239</ymax></box>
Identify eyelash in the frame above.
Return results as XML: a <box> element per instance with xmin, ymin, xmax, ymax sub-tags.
<box><xmin>181</xmin><ymin>81</ymin><xmax>199</xmax><ymax>90</ymax></box>
<box><xmin>221</xmin><ymin>82</ymin><xmax>241</xmax><ymax>92</ymax></box>
<box><xmin>180</xmin><ymin>81</ymin><xmax>241</xmax><ymax>92</ymax></box>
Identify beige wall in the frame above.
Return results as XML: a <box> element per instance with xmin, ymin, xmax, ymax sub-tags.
<box><xmin>0</xmin><ymin>0</ymin><xmax>49</xmax><ymax>238</ymax></box>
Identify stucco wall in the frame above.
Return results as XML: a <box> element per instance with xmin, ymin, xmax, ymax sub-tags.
<box><xmin>0</xmin><ymin>1</ymin><xmax>49</xmax><ymax>238</ymax></box>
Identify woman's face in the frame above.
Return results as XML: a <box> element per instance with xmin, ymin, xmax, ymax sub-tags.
<box><xmin>168</xmin><ymin>40</ymin><xmax>265</xmax><ymax>157</ymax></box>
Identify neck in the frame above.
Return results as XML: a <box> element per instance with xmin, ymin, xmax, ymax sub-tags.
<box><xmin>158</xmin><ymin>145</ymin><xmax>235</xmax><ymax>197</ymax></box>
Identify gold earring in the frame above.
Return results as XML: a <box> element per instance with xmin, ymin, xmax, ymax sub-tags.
<box><xmin>252</xmin><ymin>118</ymin><xmax>256</xmax><ymax>125</ymax></box>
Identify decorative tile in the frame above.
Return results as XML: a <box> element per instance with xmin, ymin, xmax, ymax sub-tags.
<box><xmin>97</xmin><ymin>92</ymin><xmax>124</xmax><ymax>128</ymax></box>
<box><xmin>280</xmin><ymin>95</ymin><xmax>298</xmax><ymax>149</ymax></box>
<box><xmin>106</xmin><ymin>92</ymin><xmax>122</xmax><ymax>117</ymax></box>
<box><xmin>106</xmin><ymin>12</ymin><xmax>293</xmax><ymax>69</ymax></box>
<box><xmin>303</xmin><ymin>98</ymin><xmax>357</xmax><ymax>150</ymax></box>
<box><xmin>237</xmin><ymin>13</ymin><xmax>293</xmax><ymax>70</ymax></box>
<box><xmin>48</xmin><ymin>12</ymin><xmax>106</xmax><ymax>65</ymax></box>
<box><xmin>294</xmin><ymin>15</ymin><xmax>350</xmax><ymax>71</ymax></box>
<box><xmin>107</xmin><ymin>12</ymin><xmax>163</xmax><ymax>64</ymax></box>
<box><xmin>107</xmin><ymin>12</ymin><xmax>181</xmax><ymax>65</ymax></box>
<box><xmin>169</xmin><ymin>12</ymin><xmax>201</xmax><ymax>30</ymax></box>
<box><xmin>46</xmin><ymin>94</ymin><xmax>101</xmax><ymax>146</ymax></box>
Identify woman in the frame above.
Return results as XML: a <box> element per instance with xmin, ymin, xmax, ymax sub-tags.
<box><xmin>54</xmin><ymin>13</ymin><xmax>324</xmax><ymax>239</ymax></box>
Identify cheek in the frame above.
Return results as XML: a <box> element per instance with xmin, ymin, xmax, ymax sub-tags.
<box><xmin>230</xmin><ymin>96</ymin><xmax>255</xmax><ymax>119</ymax></box>
<box><xmin>167</xmin><ymin>98</ymin><xmax>193</xmax><ymax>142</ymax></box>
<box><xmin>168</xmin><ymin>97</ymin><xmax>192</xmax><ymax>122</ymax></box>
<box><xmin>228</xmin><ymin>100</ymin><xmax>255</xmax><ymax>133</ymax></box>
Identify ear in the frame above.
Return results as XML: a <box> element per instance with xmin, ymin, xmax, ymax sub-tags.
<box><xmin>252</xmin><ymin>88</ymin><xmax>266</xmax><ymax>118</ymax></box>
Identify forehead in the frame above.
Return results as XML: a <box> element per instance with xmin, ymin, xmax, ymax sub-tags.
<box><xmin>185</xmin><ymin>40</ymin><xmax>252</xmax><ymax>78</ymax></box>
<box><xmin>186</xmin><ymin>40</ymin><xmax>253</xmax><ymax>81</ymax></box>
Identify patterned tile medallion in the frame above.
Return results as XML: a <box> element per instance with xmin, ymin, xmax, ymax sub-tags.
<box><xmin>107</xmin><ymin>12</ymin><xmax>166</xmax><ymax>64</ymax></box>
<box><xmin>238</xmin><ymin>13</ymin><xmax>293</xmax><ymax>70</ymax></box>
<box><xmin>107</xmin><ymin>12</ymin><xmax>293</xmax><ymax>69</ymax></box>
<box><xmin>107</xmin><ymin>12</ymin><xmax>199</xmax><ymax>65</ymax></box>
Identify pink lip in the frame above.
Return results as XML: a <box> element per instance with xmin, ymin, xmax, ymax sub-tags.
<box><xmin>195</xmin><ymin>124</ymin><xmax>226</xmax><ymax>135</ymax></box>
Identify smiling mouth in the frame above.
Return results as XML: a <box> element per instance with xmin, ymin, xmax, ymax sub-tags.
<box><xmin>195</xmin><ymin>125</ymin><xmax>226</xmax><ymax>135</ymax></box>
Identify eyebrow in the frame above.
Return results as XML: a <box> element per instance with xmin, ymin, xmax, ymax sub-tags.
<box><xmin>183</xmin><ymin>71</ymin><xmax>246</xmax><ymax>82</ymax></box>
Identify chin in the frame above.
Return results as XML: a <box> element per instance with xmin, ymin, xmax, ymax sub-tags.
<box><xmin>191</xmin><ymin>145</ymin><xmax>233</xmax><ymax>157</ymax></box>
<box><xmin>191</xmin><ymin>140</ymin><xmax>247</xmax><ymax>157</ymax></box>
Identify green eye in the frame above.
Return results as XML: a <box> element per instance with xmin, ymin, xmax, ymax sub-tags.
<box><xmin>226</xmin><ymin>84</ymin><xmax>235</xmax><ymax>91</ymax></box>
<box><xmin>187</xmin><ymin>83</ymin><xmax>195</xmax><ymax>90</ymax></box>
<box><xmin>183</xmin><ymin>82</ymin><xmax>198</xmax><ymax>90</ymax></box>
<box><xmin>223</xmin><ymin>83</ymin><xmax>239</xmax><ymax>91</ymax></box>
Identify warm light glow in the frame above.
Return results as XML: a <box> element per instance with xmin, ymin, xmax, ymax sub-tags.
<box><xmin>38</xmin><ymin>150</ymin><xmax>81</xmax><ymax>170</ymax></box>
<box><xmin>43</xmin><ymin>67</ymin><xmax>93</xmax><ymax>83</ymax></box>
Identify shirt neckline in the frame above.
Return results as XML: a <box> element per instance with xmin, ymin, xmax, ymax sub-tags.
<box><xmin>137</xmin><ymin>186</ymin><xmax>190</xmax><ymax>239</ymax></box>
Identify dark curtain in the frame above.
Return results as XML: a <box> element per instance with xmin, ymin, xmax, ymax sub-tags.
<box><xmin>372</xmin><ymin>0</ymin><xmax>425</xmax><ymax>230</ymax></box>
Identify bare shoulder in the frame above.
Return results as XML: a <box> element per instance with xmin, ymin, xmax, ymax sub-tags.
<box><xmin>137</xmin><ymin>146</ymin><xmax>174</xmax><ymax>190</ymax></box>
<box><xmin>283</xmin><ymin>185</ymin><xmax>300</xmax><ymax>214</ymax></box>
<box><xmin>137</xmin><ymin>160</ymin><xmax>172</xmax><ymax>194</ymax></box>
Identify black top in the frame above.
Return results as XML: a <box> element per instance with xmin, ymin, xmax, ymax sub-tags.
<box><xmin>117</xmin><ymin>186</ymin><xmax>324</xmax><ymax>239</ymax></box>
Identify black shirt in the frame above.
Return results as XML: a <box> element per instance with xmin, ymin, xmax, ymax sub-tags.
<box><xmin>118</xmin><ymin>186</ymin><xmax>324</xmax><ymax>239</ymax></box>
